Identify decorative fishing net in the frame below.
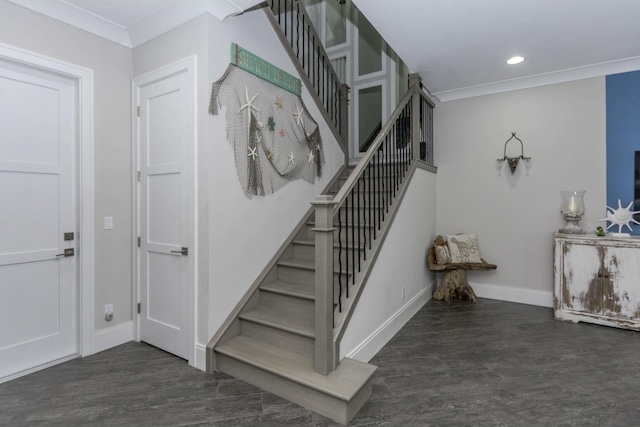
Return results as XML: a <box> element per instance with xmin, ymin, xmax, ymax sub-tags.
<box><xmin>209</xmin><ymin>65</ymin><xmax>324</xmax><ymax>198</ymax></box>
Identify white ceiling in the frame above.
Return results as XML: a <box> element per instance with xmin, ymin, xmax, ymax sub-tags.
<box><xmin>9</xmin><ymin>0</ymin><xmax>640</xmax><ymax>101</ymax></box>
<box><xmin>62</xmin><ymin>0</ymin><xmax>175</xmax><ymax>28</ymax></box>
<box><xmin>353</xmin><ymin>0</ymin><xmax>640</xmax><ymax>101</ymax></box>
<box><xmin>8</xmin><ymin>0</ymin><xmax>263</xmax><ymax>47</ymax></box>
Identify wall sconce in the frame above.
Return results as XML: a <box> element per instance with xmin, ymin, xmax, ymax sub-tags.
<box><xmin>497</xmin><ymin>132</ymin><xmax>531</xmax><ymax>174</ymax></box>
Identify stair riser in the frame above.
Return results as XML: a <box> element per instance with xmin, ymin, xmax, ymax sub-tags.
<box><xmin>260</xmin><ymin>290</ymin><xmax>315</xmax><ymax>321</ymax></box>
<box><xmin>239</xmin><ymin>320</ymin><xmax>314</xmax><ymax>358</ymax></box>
<box><xmin>277</xmin><ymin>264</ymin><xmax>347</xmax><ymax>287</ymax></box>
<box><xmin>215</xmin><ymin>353</ymin><xmax>372</xmax><ymax>425</ymax></box>
<box><xmin>291</xmin><ymin>243</ymin><xmax>315</xmax><ymax>261</ymax></box>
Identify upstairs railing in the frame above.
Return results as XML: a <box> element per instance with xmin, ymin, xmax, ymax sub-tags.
<box><xmin>265</xmin><ymin>0</ymin><xmax>349</xmax><ymax>153</ymax></box>
<box><xmin>312</xmin><ymin>74</ymin><xmax>435</xmax><ymax>374</ymax></box>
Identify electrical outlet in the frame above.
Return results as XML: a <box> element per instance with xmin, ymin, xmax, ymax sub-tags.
<box><xmin>401</xmin><ymin>287</ymin><xmax>406</xmax><ymax>299</ymax></box>
<box><xmin>105</xmin><ymin>304</ymin><xmax>114</xmax><ymax>321</ymax></box>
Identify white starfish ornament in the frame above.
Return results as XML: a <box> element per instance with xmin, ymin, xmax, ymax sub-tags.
<box><xmin>237</xmin><ymin>86</ymin><xmax>260</xmax><ymax>116</ymax></box>
<box><xmin>293</xmin><ymin>104</ymin><xmax>304</xmax><ymax>127</ymax></box>
<box><xmin>247</xmin><ymin>146</ymin><xmax>258</xmax><ymax>161</ymax></box>
<box><xmin>600</xmin><ymin>199</ymin><xmax>640</xmax><ymax>235</ymax></box>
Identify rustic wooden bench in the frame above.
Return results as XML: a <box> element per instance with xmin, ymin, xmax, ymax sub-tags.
<box><xmin>427</xmin><ymin>235</ymin><xmax>496</xmax><ymax>303</ymax></box>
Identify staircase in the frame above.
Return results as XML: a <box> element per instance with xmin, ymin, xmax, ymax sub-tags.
<box><xmin>207</xmin><ymin>1</ymin><xmax>436</xmax><ymax>424</ymax></box>
<box><xmin>212</xmin><ymin>167</ymin><xmax>377</xmax><ymax>425</ymax></box>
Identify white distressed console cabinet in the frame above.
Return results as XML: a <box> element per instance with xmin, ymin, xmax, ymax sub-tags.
<box><xmin>554</xmin><ymin>233</ymin><xmax>640</xmax><ymax>331</ymax></box>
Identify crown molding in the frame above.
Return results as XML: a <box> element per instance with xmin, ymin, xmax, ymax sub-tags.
<box><xmin>8</xmin><ymin>0</ymin><xmax>132</xmax><ymax>46</ymax></box>
<box><xmin>7</xmin><ymin>0</ymin><xmax>263</xmax><ymax>49</ymax></box>
<box><xmin>432</xmin><ymin>56</ymin><xmax>640</xmax><ymax>103</ymax></box>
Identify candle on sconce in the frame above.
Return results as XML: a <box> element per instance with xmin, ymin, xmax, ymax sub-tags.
<box><xmin>567</xmin><ymin>196</ymin><xmax>578</xmax><ymax>214</ymax></box>
<box><xmin>559</xmin><ymin>190</ymin><xmax>586</xmax><ymax>233</ymax></box>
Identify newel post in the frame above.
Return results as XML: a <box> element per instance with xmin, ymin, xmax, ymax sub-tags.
<box><xmin>409</xmin><ymin>73</ymin><xmax>422</xmax><ymax>160</ymax></box>
<box><xmin>311</xmin><ymin>195</ymin><xmax>337</xmax><ymax>375</ymax></box>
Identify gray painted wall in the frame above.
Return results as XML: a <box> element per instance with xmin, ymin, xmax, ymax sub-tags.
<box><xmin>0</xmin><ymin>0</ymin><xmax>133</xmax><ymax>331</ymax></box>
<box><xmin>434</xmin><ymin>77</ymin><xmax>606</xmax><ymax>306</ymax></box>
<box><xmin>341</xmin><ymin>167</ymin><xmax>437</xmax><ymax>361</ymax></box>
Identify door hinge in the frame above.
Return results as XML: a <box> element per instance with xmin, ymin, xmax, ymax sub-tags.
<box><xmin>137</xmin><ymin>171</ymin><xmax>140</xmax><ymax>182</ymax></box>
<box><xmin>137</xmin><ymin>302</ymin><xmax>141</xmax><ymax>314</ymax></box>
<box><xmin>137</xmin><ymin>236</ymin><xmax>141</xmax><ymax>247</ymax></box>
<box><xmin>137</xmin><ymin>106</ymin><xmax>140</xmax><ymax>117</ymax></box>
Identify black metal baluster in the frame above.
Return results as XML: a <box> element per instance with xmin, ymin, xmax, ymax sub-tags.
<box><xmin>295</xmin><ymin>2</ymin><xmax>299</xmax><ymax>55</ymax></box>
<box><xmin>289</xmin><ymin>1</ymin><xmax>293</xmax><ymax>48</ymax></box>
<box><xmin>376</xmin><ymin>150</ymin><xmax>384</xmax><ymax>230</ymax></box>
<box><xmin>302</xmin><ymin>13</ymin><xmax>306</xmax><ymax>71</ymax></box>
<box><xmin>357</xmin><ymin>177</ymin><xmax>362</xmax><ymax>271</ymax></box>
<box><xmin>388</xmin><ymin>131</ymin><xmax>392</xmax><ymax>206</ymax></box>
<box><xmin>283</xmin><ymin>0</ymin><xmax>287</xmax><ymax>41</ymax></box>
<box><xmin>338</xmin><ymin>204</ymin><xmax>343</xmax><ymax>312</ymax></box>
<box><xmin>344</xmin><ymin>197</ymin><xmax>349</xmax><ymax>299</ymax></box>
<box><xmin>376</xmin><ymin>149</ymin><xmax>381</xmax><ymax>231</ymax></box>
<box><xmin>350</xmin><ymin>189</ymin><xmax>355</xmax><ymax>285</ymax></box>
<box><xmin>394</xmin><ymin>120</ymin><xmax>398</xmax><ymax>196</ymax></box>
<box><xmin>368</xmin><ymin>164</ymin><xmax>372</xmax><ymax>250</ymax></box>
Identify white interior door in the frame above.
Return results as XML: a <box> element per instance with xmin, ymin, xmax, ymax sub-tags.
<box><xmin>137</xmin><ymin>62</ymin><xmax>194</xmax><ymax>360</ymax></box>
<box><xmin>0</xmin><ymin>58</ymin><xmax>78</xmax><ymax>380</ymax></box>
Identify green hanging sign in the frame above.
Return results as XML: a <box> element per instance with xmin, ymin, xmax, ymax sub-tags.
<box><xmin>231</xmin><ymin>43</ymin><xmax>301</xmax><ymax>96</ymax></box>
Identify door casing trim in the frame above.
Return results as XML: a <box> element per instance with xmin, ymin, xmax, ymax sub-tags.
<box><xmin>132</xmin><ymin>55</ymin><xmax>198</xmax><ymax>367</ymax></box>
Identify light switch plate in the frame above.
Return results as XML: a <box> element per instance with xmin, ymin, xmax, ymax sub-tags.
<box><xmin>104</xmin><ymin>216</ymin><xmax>113</xmax><ymax>230</ymax></box>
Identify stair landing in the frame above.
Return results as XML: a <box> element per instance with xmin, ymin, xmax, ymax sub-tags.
<box><xmin>215</xmin><ymin>335</ymin><xmax>377</xmax><ymax>424</ymax></box>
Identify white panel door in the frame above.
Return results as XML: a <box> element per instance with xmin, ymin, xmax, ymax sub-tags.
<box><xmin>138</xmin><ymin>67</ymin><xmax>191</xmax><ymax>360</ymax></box>
<box><xmin>0</xmin><ymin>58</ymin><xmax>78</xmax><ymax>380</ymax></box>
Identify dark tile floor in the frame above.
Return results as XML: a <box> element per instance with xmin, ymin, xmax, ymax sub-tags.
<box><xmin>2</xmin><ymin>298</ymin><xmax>640</xmax><ymax>426</ymax></box>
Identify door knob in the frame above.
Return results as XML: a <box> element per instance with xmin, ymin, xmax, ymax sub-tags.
<box><xmin>170</xmin><ymin>247</ymin><xmax>188</xmax><ymax>256</ymax></box>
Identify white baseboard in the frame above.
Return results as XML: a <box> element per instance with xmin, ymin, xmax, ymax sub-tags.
<box><xmin>473</xmin><ymin>283</ymin><xmax>553</xmax><ymax>308</ymax></box>
<box><xmin>91</xmin><ymin>321</ymin><xmax>133</xmax><ymax>354</ymax></box>
<box><xmin>346</xmin><ymin>280</ymin><xmax>435</xmax><ymax>363</ymax></box>
<box><xmin>194</xmin><ymin>343</ymin><xmax>207</xmax><ymax>371</ymax></box>
<box><xmin>0</xmin><ymin>354</ymin><xmax>78</xmax><ymax>385</ymax></box>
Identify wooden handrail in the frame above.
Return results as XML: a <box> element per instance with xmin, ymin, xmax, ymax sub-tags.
<box><xmin>332</xmin><ymin>85</ymin><xmax>417</xmax><ymax>210</ymax></box>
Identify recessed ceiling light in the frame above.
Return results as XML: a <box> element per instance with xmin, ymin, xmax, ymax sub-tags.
<box><xmin>507</xmin><ymin>56</ymin><xmax>525</xmax><ymax>65</ymax></box>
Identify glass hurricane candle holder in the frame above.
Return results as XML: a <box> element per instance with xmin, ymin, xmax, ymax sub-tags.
<box><xmin>559</xmin><ymin>190</ymin><xmax>586</xmax><ymax>234</ymax></box>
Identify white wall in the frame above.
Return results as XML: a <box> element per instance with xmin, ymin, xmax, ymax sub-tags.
<box><xmin>206</xmin><ymin>9</ymin><xmax>345</xmax><ymax>342</ymax></box>
<box><xmin>133</xmin><ymin>8</ymin><xmax>345</xmax><ymax>368</ymax></box>
<box><xmin>435</xmin><ymin>78</ymin><xmax>606</xmax><ymax>306</ymax></box>
<box><xmin>0</xmin><ymin>1</ymin><xmax>133</xmax><ymax>336</ymax></box>
<box><xmin>341</xmin><ymin>167</ymin><xmax>437</xmax><ymax>361</ymax></box>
